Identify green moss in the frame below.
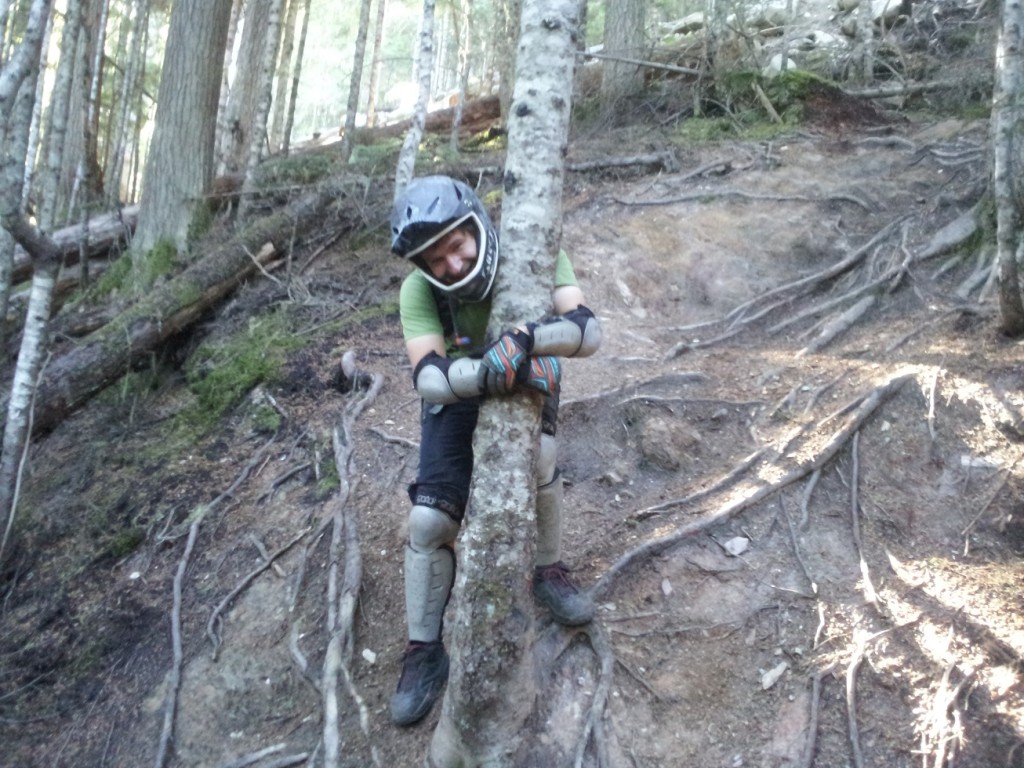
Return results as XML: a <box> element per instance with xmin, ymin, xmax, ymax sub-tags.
<box><xmin>256</xmin><ymin>151</ymin><xmax>338</xmax><ymax>187</ymax></box>
<box><xmin>348</xmin><ymin>137</ymin><xmax>404</xmax><ymax>171</ymax></box>
<box><xmin>183</xmin><ymin>308</ymin><xmax>303</xmax><ymax>427</ymax></box>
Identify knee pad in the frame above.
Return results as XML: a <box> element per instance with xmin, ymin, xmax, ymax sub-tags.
<box><xmin>536</xmin><ymin>433</ymin><xmax>557</xmax><ymax>486</ymax></box>
<box><xmin>408</xmin><ymin>504</ymin><xmax>461</xmax><ymax>552</ymax></box>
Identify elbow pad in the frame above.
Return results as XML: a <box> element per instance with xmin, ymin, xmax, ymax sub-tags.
<box><xmin>530</xmin><ymin>305</ymin><xmax>602</xmax><ymax>358</ymax></box>
<box><xmin>413</xmin><ymin>352</ymin><xmax>488</xmax><ymax>404</ymax></box>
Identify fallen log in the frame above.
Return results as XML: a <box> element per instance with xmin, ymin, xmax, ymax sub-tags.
<box><xmin>369</xmin><ymin>95</ymin><xmax>502</xmax><ymax>140</ymax></box>
<box><xmin>30</xmin><ymin>175</ymin><xmax>385</xmax><ymax>436</ymax></box>
<box><xmin>11</xmin><ymin>205</ymin><xmax>138</xmax><ymax>284</ymax></box>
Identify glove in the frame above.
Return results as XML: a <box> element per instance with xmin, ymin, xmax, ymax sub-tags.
<box><xmin>480</xmin><ymin>329</ymin><xmax>533</xmax><ymax>392</ymax></box>
<box><xmin>517</xmin><ymin>355</ymin><xmax>560</xmax><ymax>397</ymax></box>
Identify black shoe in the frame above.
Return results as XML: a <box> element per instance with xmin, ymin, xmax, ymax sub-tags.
<box><xmin>533</xmin><ymin>562</ymin><xmax>594</xmax><ymax>626</ymax></box>
<box><xmin>390</xmin><ymin>641</ymin><xmax>449</xmax><ymax>726</ymax></box>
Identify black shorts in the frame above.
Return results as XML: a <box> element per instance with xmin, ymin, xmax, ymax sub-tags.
<box><xmin>407</xmin><ymin>394</ymin><xmax>559</xmax><ymax>522</ymax></box>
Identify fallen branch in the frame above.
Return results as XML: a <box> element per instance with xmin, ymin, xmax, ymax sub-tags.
<box><xmin>206</xmin><ymin>527</ymin><xmax>309</xmax><ymax>660</ymax></box>
<box><xmin>591</xmin><ymin>373</ymin><xmax>914</xmax><ymax>600</ymax></box>
<box><xmin>576</xmin><ymin>48</ymin><xmax>702</xmax><ymax>76</ymax></box>
<box><xmin>798</xmin><ymin>295</ymin><xmax>876</xmax><ymax>356</ymax></box>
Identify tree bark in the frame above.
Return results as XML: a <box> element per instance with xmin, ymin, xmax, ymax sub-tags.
<box><xmin>993</xmin><ymin>0</ymin><xmax>1024</xmax><ymax>335</ymax></box>
<box><xmin>394</xmin><ymin>0</ymin><xmax>437</xmax><ymax>203</ymax></box>
<box><xmin>281</xmin><ymin>0</ymin><xmax>312</xmax><ymax>154</ymax></box>
<box><xmin>365</xmin><ymin>0</ymin><xmax>387</xmax><ymax>129</ymax></box>
<box><xmin>601</xmin><ymin>0</ymin><xmax>646</xmax><ymax>104</ymax></box>
<box><xmin>133</xmin><ymin>0</ymin><xmax>233</xmax><ymax>256</ymax></box>
<box><xmin>428</xmin><ymin>1</ymin><xmax>580</xmax><ymax>765</ymax></box>
<box><xmin>339</xmin><ymin>0</ymin><xmax>373</xmax><ymax>162</ymax></box>
<box><xmin>238</xmin><ymin>0</ymin><xmax>284</xmax><ymax>219</ymax></box>
<box><xmin>28</xmin><ymin>176</ymin><xmax>381</xmax><ymax>437</ymax></box>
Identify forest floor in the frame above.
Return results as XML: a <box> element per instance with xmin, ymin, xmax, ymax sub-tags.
<box><xmin>3</xmin><ymin>98</ymin><xmax>1024</xmax><ymax>767</ymax></box>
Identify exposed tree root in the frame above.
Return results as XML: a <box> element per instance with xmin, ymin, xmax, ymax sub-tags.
<box><xmin>320</xmin><ymin>352</ymin><xmax>383</xmax><ymax>768</ymax></box>
<box><xmin>591</xmin><ymin>372</ymin><xmax>914</xmax><ymax>601</ymax></box>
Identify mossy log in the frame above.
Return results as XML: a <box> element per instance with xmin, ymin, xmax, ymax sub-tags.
<box><xmin>30</xmin><ymin>176</ymin><xmax>384</xmax><ymax>435</ymax></box>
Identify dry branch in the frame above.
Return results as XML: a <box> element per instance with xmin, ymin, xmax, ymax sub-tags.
<box><xmin>591</xmin><ymin>373</ymin><xmax>914</xmax><ymax>600</ymax></box>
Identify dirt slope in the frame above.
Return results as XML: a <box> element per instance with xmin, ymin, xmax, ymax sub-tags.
<box><xmin>3</xmin><ymin>111</ymin><xmax>1024</xmax><ymax>768</ymax></box>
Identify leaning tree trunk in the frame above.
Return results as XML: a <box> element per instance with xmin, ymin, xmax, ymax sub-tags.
<box><xmin>0</xmin><ymin>0</ymin><xmax>54</xmax><ymax>561</ymax></box>
<box><xmin>993</xmin><ymin>0</ymin><xmax>1024</xmax><ymax>335</ymax></box>
<box><xmin>365</xmin><ymin>0</ymin><xmax>387</xmax><ymax>129</ymax></box>
<box><xmin>238</xmin><ymin>0</ymin><xmax>284</xmax><ymax>219</ymax></box>
<box><xmin>428</xmin><ymin>1</ymin><xmax>580</xmax><ymax>765</ymax></box>
<box><xmin>338</xmin><ymin>0</ymin><xmax>373</xmax><ymax>162</ymax></box>
<box><xmin>281</xmin><ymin>0</ymin><xmax>312</xmax><ymax>155</ymax></box>
<box><xmin>394</xmin><ymin>0</ymin><xmax>436</xmax><ymax>202</ymax></box>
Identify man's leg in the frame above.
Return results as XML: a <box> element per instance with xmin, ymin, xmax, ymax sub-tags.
<box><xmin>391</xmin><ymin>400</ymin><xmax>476</xmax><ymax>726</ymax></box>
<box><xmin>533</xmin><ymin>428</ymin><xmax>594</xmax><ymax>626</ymax></box>
<box><xmin>391</xmin><ymin>504</ymin><xmax>460</xmax><ymax>726</ymax></box>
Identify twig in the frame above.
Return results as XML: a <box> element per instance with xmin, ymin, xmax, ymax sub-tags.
<box><xmin>800</xmin><ymin>469</ymin><xmax>821</xmax><ymax>529</ymax></box>
<box><xmin>927</xmin><ymin>363</ymin><xmax>942</xmax><ymax>443</ymax></box>
<box><xmin>206</xmin><ymin>528</ymin><xmax>309</xmax><ymax>660</ymax></box>
<box><xmin>592</xmin><ymin>374</ymin><xmax>913</xmax><ymax>600</ymax></box>
<box><xmin>850</xmin><ymin>431</ymin><xmax>878</xmax><ymax>606</ymax></box>
<box><xmin>221</xmin><ymin>742</ymin><xmax>286</xmax><ymax>768</ymax></box>
<box><xmin>780</xmin><ymin>495</ymin><xmax>817</xmax><ymax>594</ymax></box>
<box><xmin>846</xmin><ymin>637</ymin><xmax>867</xmax><ymax>768</ymax></box>
<box><xmin>153</xmin><ymin>520</ymin><xmax>200</xmax><ymax>768</ymax></box>
<box><xmin>367</xmin><ymin>426</ymin><xmax>419</xmax><ymax>449</ymax></box>
<box><xmin>574</xmin><ymin>624</ymin><xmax>616</xmax><ymax>768</ymax></box>
<box><xmin>799</xmin><ymin>664</ymin><xmax>836</xmax><ymax>768</ymax></box>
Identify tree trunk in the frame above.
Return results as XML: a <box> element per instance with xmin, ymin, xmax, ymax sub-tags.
<box><xmin>394</xmin><ymin>0</ymin><xmax>436</xmax><ymax>203</ymax></box>
<box><xmin>219</xmin><ymin>0</ymin><xmax>272</xmax><ymax>177</ymax></box>
<box><xmin>448</xmin><ymin>0</ymin><xmax>471</xmax><ymax>152</ymax></box>
<box><xmin>428</xmin><ymin>1</ymin><xmax>580</xmax><ymax>765</ymax></box>
<box><xmin>339</xmin><ymin>0</ymin><xmax>373</xmax><ymax>163</ymax></box>
<box><xmin>29</xmin><ymin>176</ymin><xmax>383</xmax><ymax>437</ymax></box>
<box><xmin>0</xmin><ymin>0</ymin><xmax>55</xmax><ymax>561</ymax></box>
<box><xmin>601</xmin><ymin>0</ymin><xmax>645</xmax><ymax>104</ymax></box>
<box><xmin>281</xmin><ymin>0</ymin><xmax>312</xmax><ymax>154</ymax></box>
<box><xmin>993</xmin><ymin>0</ymin><xmax>1024</xmax><ymax>335</ymax></box>
<box><xmin>270</xmin><ymin>0</ymin><xmax>300</xmax><ymax>152</ymax></box>
<box><xmin>494</xmin><ymin>0</ymin><xmax>521</xmax><ymax>125</ymax></box>
<box><xmin>133</xmin><ymin>0</ymin><xmax>233</xmax><ymax>257</ymax></box>
<box><xmin>238</xmin><ymin>0</ymin><xmax>284</xmax><ymax>219</ymax></box>
<box><xmin>365</xmin><ymin>0</ymin><xmax>387</xmax><ymax>129</ymax></box>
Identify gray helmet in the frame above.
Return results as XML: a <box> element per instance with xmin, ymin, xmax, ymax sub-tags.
<box><xmin>390</xmin><ymin>176</ymin><xmax>499</xmax><ymax>302</ymax></box>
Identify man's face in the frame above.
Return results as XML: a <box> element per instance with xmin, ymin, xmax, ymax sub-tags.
<box><xmin>421</xmin><ymin>227</ymin><xmax>478</xmax><ymax>285</ymax></box>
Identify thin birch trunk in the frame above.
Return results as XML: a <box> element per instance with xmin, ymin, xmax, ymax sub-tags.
<box><xmin>280</xmin><ymin>0</ymin><xmax>311</xmax><ymax>155</ymax></box>
<box><xmin>394</xmin><ymin>0</ymin><xmax>436</xmax><ymax>203</ymax></box>
<box><xmin>365</xmin><ymin>0</ymin><xmax>387</xmax><ymax>129</ymax></box>
<box><xmin>448</xmin><ymin>0</ymin><xmax>471</xmax><ymax>152</ymax></box>
<box><xmin>339</xmin><ymin>0</ymin><xmax>373</xmax><ymax>163</ymax></box>
<box><xmin>71</xmin><ymin>0</ymin><xmax>109</xmax><ymax>289</ymax></box>
<box><xmin>105</xmin><ymin>0</ymin><xmax>148</xmax><ymax>205</ymax></box>
<box><xmin>0</xmin><ymin>0</ymin><xmax>55</xmax><ymax>562</ymax></box>
<box><xmin>216</xmin><ymin>0</ymin><xmax>244</xmax><ymax>175</ymax></box>
<box><xmin>993</xmin><ymin>0</ymin><xmax>1024</xmax><ymax>334</ymax></box>
<box><xmin>428</xmin><ymin>1</ymin><xmax>580</xmax><ymax>765</ymax></box>
<box><xmin>270</xmin><ymin>0</ymin><xmax>300</xmax><ymax>152</ymax></box>
<box><xmin>239</xmin><ymin>0</ymin><xmax>284</xmax><ymax>220</ymax></box>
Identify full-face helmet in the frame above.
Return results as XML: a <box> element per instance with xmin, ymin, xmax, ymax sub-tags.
<box><xmin>390</xmin><ymin>176</ymin><xmax>499</xmax><ymax>302</ymax></box>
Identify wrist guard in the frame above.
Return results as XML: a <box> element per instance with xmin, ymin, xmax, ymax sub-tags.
<box><xmin>529</xmin><ymin>305</ymin><xmax>602</xmax><ymax>358</ymax></box>
<box><xmin>413</xmin><ymin>351</ymin><xmax>514</xmax><ymax>404</ymax></box>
